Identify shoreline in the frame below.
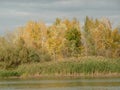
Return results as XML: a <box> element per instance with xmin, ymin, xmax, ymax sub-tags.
<box><xmin>20</xmin><ymin>73</ymin><xmax>120</xmax><ymax>79</ymax></box>
<box><xmin>1</xmin><ymin>73</ymin><xmax>120</xmax><ymax>79</ymax></box>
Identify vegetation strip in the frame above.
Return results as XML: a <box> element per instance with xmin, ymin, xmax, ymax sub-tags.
<box><xmin>0</xmin><ymin>17</ymin><xmax>119</xmax><ymax>78</ymax></box>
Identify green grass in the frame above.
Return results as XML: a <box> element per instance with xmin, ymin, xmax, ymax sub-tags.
<box><xmin>16</xmin><ymin>56</ymin><xmax>120</xmax><ymax>78</ymax></box>
<box><xmin>0</xmin><ymin>70</ymin><xmax>20</xmax><ymax>78</ymax></box>
<box><xmin>0</xmin><ymin>56</ymin><xmax>119</xmax><ymax>78</ymax></box>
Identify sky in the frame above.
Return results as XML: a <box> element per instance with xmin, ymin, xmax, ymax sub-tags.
<box><xmin>0</xmin><ymin>0</ymin><xmax>120</xmax><ymax>34</ymax></box>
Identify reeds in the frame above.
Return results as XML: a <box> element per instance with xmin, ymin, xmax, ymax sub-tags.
<box><xmin>16</xmin><ymin>57</ymin><xmax>120</xmax><ymax>78</ymax></box>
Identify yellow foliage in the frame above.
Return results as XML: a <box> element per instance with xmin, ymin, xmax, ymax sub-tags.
<box><xmin>18</xmin><ymin>21</ymin><xmax>47</xmax><ymax>49</ymax></box>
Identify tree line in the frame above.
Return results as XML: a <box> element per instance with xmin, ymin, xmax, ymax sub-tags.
<box><xmin>0</xmin><ymin>17</ymin><xmax>120</xmax><ymax>69</ymax></box>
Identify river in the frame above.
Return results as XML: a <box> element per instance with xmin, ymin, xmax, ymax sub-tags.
<box><xmin>0</xmin><ymin>77</ymin><xmax>120</xmax><ymax>90</ymax></box>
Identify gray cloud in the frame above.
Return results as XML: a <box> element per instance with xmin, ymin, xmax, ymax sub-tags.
<box><xmin>0</xmin><ymin>0</ymin><xmax>120</xmax><ymax>34</ymax></box>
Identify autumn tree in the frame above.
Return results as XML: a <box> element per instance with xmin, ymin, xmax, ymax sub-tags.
<box><xmin>83</xmin><ymin>16</ymin><xmax>96</xmax><ymax>56</ymax></box>
<box><xmin>83</xmin><ymin>17</ymin><xmax>120</xmax><ymax>57</ymax></box>
<box><xmin>64</xmin><ymin>19</ymin><xmax>82</xmax><ymax>57</ymax></box>
<box><xmin>45</xmin><ymin>19</ymin><xmax>67</xmax><ymax>60</ymax></box>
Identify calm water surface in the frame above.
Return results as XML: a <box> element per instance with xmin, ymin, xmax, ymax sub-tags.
<box><xmin>0</xmin><ymin>77</ymin><xmax>120</xmax><ymax>90</ymax></box>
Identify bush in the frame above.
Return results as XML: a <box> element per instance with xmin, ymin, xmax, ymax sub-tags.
<box><xmin>0</xmin><ymin>37</ymin><xmax>51</xmax><ymax>69</ymax></box>
<box><xmin>0</xmin><ymin>70</ymin><xmax>20</xmax><ymax>77</ymax></box>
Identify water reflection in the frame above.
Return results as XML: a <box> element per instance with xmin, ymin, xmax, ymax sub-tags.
<box><xmin>0</xmin><ymin>78</ymin><xmax>120</xmax><ymax>90</ymax></box>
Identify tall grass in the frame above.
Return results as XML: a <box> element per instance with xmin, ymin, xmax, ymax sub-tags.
<box><xmin>17</xmin><ymin>57</ymin><xmax>120</xmax><ymax>77</ymax></box>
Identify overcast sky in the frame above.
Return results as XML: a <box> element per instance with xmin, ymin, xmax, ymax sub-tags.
<box><xmin>0</xmin><ymin>0</ymin><xmax>120</xmax><ymax>34</ymax></box>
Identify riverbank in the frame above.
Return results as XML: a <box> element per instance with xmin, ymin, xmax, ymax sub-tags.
<box><xmin>0</xmin><ymin>56</ymin><xmax>120</xmax><ymax>78</ymax></box>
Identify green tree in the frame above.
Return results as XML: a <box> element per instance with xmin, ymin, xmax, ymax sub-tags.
<box><xmin>65</xmin><ymin>26</ymin><xmax>81</xmax><ymax>57</ymax></box>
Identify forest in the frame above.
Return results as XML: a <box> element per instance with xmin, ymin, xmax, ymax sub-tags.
<box><xmin>0</xmin><ymin>17</ymin><xmax>120</xmax><ymax>78</ymax></box>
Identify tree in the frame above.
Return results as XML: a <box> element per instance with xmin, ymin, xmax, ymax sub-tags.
<box><xmin>45</xmin><ymin>22</ymin><xmax>66</xmax><ymax>60</ymax></box>
<box><xmin>65</xmin><ymin>27</ymin><xmax>81</xmax><ymax>57</ymax></box>
<box><xmin>62</xmin><ymin>18</ymin><xmax>82</xmax><ymax>57</ymax></box>
<box><xmin>83</xmin><ymin>16</ymin><xmax>96</xmax><ymax>56</ymax></box>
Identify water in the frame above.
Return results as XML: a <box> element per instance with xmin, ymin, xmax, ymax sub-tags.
<box><xmin>0</xmin><ymin>78</ymin><xmax>120</xmax><ymax>90</ymax></box>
